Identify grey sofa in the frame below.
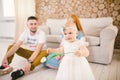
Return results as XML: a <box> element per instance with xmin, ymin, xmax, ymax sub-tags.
<box><xmin>39</xmin><ymin>17</ymin><xmax>118</xmax><ymax>64</ymax></box>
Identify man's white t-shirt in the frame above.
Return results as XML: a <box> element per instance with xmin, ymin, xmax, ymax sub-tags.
<box><xmin>19</xmin><ymin>29</ymin><xmax>47</xmax><ymax>51</ymax></box>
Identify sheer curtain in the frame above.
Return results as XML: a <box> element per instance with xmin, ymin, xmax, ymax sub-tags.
<box><xmin>14</xmin><ymin>0</ymin><xmax>35</xmax><ymax>41</ymax></box>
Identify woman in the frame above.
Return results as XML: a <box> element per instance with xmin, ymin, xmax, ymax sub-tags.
<box><xmin>43</xmin><ymin>14</ymin><xmax>86</xmax><ymax>69</ymax></box>
<box><xmin>65</xmin><ymin>14</ymin><xmax>85</xmax><ymax>40</ymax></box>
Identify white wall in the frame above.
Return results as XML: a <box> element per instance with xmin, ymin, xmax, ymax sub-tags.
<box><xmin>0</xmin><ymin>21</ymin><xmax>15</xmax><ymax>38</ymax></box>
<box><xmin>14</xmin><ymin>0</ymin><xmax>35</xmax><ymax>41</ymax></box>
<box><xmin>0</xmin><ymin>0</ymin><xmax>35</xmax><ymax>39</ymax></box>
<box><xmin>0</xmin><ymin>0</ymin><xmax>15</xmax><ymax>38</ymax></box>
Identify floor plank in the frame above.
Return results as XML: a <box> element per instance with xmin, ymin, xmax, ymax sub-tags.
<box><xmin>99</xmin><ymin>64</ymin><xmax>110</xmax><ymax>80</ymax></box>
<box><xmin>116</xmin><ymin>53</ymin><xmax>120</xmax><ymax>80</ymax></box>
<box><xmin>108</xmin><ymin>54</ymin><xmax>117</xmax><ymax>80</ymax></box>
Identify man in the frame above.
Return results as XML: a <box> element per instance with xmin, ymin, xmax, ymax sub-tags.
<box><xmin>0</xmin><ymin>16</ymin><xmax>48</xmax><ymax>80</ymax></box>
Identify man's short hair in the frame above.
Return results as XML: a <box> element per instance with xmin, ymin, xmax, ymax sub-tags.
<box><xmin>27</xmin><ymin>16</ymin><xmax>38</xmax><ymax>21</ymax></box>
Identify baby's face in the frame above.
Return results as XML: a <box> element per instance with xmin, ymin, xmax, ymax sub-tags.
<box><xmin>64</xmin><ymin>29</ymin><xmax>77</xmax><ymax>42</ymax></box>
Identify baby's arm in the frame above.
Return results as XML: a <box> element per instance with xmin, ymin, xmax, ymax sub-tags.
<box><xmin>47</xmin><ymin>48</ymin><xmax>57</xmax><ymax>53</ymax></box>
<box><xmin>41</xmin><ymin>47</ymin><xmax>64</xmax><ymax>63</ymax></box>
<box><xmin>47</xmin><ymin>47</ymin><xmax>64</xmax><ymax>54</ymax></box>
<box><xmin>75</xmin><ymin>46</ymin><xmax>89</xmax><ymax>57</ymax></box>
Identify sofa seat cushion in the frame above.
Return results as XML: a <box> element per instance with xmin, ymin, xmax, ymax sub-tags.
<box><xmin>86</xmin><ymin>36</ymin><xmax>100</xmax><ymax>46</ymax></box>
<box><xmin>47</xmin><ymin>35</ymin><xmax>62</xmax><ymax>43</ymax></box>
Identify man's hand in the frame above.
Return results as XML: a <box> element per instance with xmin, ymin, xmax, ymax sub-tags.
<box><xmin>2</xmin><ymin>58</ymin><xmax>8</xmax><ymax>65</ymax></box>
<box><xmin>24</xmin><ymin>61</ymin><xmax>31</xmax><ymax>73</ymax></box>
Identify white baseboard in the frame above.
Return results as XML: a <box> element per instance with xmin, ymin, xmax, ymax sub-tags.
<box><xmin>0</xmin><ymin>36</ymin><xmax>14</xmax><ymax>39</ymax></box>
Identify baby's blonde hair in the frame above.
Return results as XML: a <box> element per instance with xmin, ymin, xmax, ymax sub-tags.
<box><xmin>64</xmin><ymin>22</ymin><xmax>78</xmax><ymax>34</ymax></box>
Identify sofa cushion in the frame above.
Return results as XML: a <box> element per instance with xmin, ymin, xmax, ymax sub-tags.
<box><xmin>46</xmin><ymin>17</ymin><xmax>113</xmax><ymax>37</ymax></box>
<box><xmin>46</xmin><ymin>19</ymin><xmax>67</xmax><ymax>35</ymax></box>
<box><xmin>86</xmin><ymin>36</ymin><xmax>100</xmax><ymax>46</ymax></box>
<box><xmin>39</xmin><ymin>25</ymin><xmax>50</xmax><ymax>35</ymax></box>
<box><xmin>47</xmin><ymin>35</ymin><xmax>62</xmax><ymax>43</ymax></box>
<box><xmin>80</xmin><ymin>17</ymin><xmax>113</xmax><ymax>36</ymax></box>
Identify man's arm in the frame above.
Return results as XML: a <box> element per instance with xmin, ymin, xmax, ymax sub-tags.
<box><xmin>2</xmin><ymin>41</ymin><xmax>23</xmax><ymax>64</ymax></box>
<box><xmin>28</xmin><ymin>43</ymin><xmax>44</xmax><ymax>62</ymax></box>
<box><xmin>24</xmin><ymin>43</ymin><xmax>44</xmax><ymax>73</ymax></box>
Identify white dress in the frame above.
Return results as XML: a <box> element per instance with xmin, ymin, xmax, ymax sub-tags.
<box><xmin>55</xmin><ymin>40</ymin><xmax>95</xmax><ymax>80</ymax></box>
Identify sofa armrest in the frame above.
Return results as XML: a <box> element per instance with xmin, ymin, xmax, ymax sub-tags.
<box><xmin>100</xmin><ymin>25</ymin><xmax>118</xmax><ymax>45</ymax></box>
<box><xmin>98</xmin><ymin>25</ymin><xmax>118</xmax><ymax>64</ymax></box>
<box><xmin>39</xmin><ymin>25</ymin><xmax>50</xmax><ymax>35</ymax></box>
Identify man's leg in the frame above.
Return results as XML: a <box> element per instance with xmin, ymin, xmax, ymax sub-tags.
<box><xmin>7</xmin><ymin>44</ymin><xmax>33</xmax><ymax>64</ymax></box>
<box><xmin>0</xmin><ymin>44</ymin><xmax>15</xmax><ymax>75</ymax></box>
<box><xmin>30</xmin><ymin>50</ymin><xmax>48</xmax><ymax>71</ymax></box>
<box><xmin>0</xmin><ymin>44</ymin><xmax>32</xmax><ymax>76</ymax></box>
<box><xmin>8</xmin><ymin>45</ymin><xmax>34</xmax><ymax>80</ymax></box>
<box><xmin>11</xmin><ymin>50</ymin><xmax>47</xmax><ymax>80</ymax></box>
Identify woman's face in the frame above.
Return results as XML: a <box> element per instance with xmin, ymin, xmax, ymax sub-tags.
<box><xmin>67</xmin><ymin>17</ymin><xmax>74</xmax><ymax>23</ymax></box>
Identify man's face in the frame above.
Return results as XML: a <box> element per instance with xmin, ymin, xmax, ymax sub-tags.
<box><xmin>27</xmin><ymin>20</ymin><xmax>38</xmax><ymax>33</ymax></box>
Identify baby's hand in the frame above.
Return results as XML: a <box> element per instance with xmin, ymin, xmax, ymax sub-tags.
<box><xmin>47</xmin><ymin>48</ymin><xmax>52</xmax><ymax>53</ymax></box>
<box><xmin>55</xmin><ymin>56</ymin><xmax>61</xmax><ymax>60</ymax></box>
<box><xmin>75</xmin><ymin>50</ymin><xmax>82</xmax><ymax>57</ymax></box>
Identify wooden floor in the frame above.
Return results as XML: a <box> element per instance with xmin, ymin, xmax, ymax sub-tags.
<box><xmin>0</xmin><ymin>39</ymin><xmax>120</xmax><ymax>80</ymax></box>
<box><xmin>90</xmin><ymin>50</ymin><xmax>120</xmax><ymax>80</ymax></box>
